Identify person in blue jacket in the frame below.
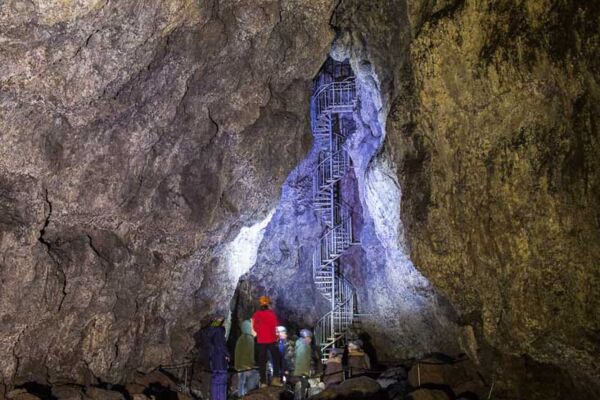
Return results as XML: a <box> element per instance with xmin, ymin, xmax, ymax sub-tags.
<box><xmin>206</xmin><ymin>316</ymin><xmax>230</xmax><ymax>400</ymax></box>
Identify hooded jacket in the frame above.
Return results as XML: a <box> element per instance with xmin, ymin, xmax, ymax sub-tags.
<box><xmin>293</xmin><ymin>338</ymin><xmax>322</xmax><ymax>377</ymax></box>
<box><xmin>205</xmin><ymin>325</ymin><xmax>230</xmax><ymax>371</ymax></box>
<box><xmin>234</xmin><ymin>320</ymin><xmax>255</xmax><ymax>371</ymax></box>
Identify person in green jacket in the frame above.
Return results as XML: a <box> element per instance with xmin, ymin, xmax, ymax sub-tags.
<box><xmin>291</xmin><ymin>329</ymin><xmax>322</xmax><ymax>399</ymax></box>
<box><xmin>234</xmin><ymin>320</ymin><xmax>256</xmax><ymax>397</ymax></box>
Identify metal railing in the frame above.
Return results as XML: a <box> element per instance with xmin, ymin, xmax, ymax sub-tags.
<box><xmin>310</xmin><ymin>67</ymin><xmax>359</xmax><ymax>362</ymax></box>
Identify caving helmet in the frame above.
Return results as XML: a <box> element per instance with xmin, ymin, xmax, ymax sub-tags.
<box><xmin>259</xmin><ymin>295</ymin><xmax>271</xmax><ymax>306</ymax></box>
<box><xmin>276</xmin><ymin>326</ymin><xmax>287</xmax><ymax>334</ymax></box>
<box><xmin>299</xmin><ymin>329</ymin><xmax>313</xmax><ymax>338</ymax></box>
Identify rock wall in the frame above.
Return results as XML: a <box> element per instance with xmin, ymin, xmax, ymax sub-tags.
<box><xmin>383</xmin><ymin>0</ymin><xmax>600</xmax><ymax>398</ymax></box>
<box><xmin>0</xmin><ymin>0</ymin><xmax>337</xmax><ymax>387</ymax></box>
<box><xmin>329</xmin><ymin>0</ymin><xmax>599</xmax><ymax>397</ymax></box>
<box><xmin>0</xmin><ymin>0</ymin><xmax>598</xmax><ymax>398</ymax></box>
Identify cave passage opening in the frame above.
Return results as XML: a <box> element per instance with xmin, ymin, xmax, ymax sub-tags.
<box><xmin>225</xmin><ymin>51</ymin><xmax>462</xmax><ymax>370</ymax></box>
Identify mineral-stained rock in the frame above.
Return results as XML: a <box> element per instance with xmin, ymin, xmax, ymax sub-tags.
<box><xmin>333</xmin><ymin>0</ymin><xmax>600</xmax><ymax>398</ymax></box>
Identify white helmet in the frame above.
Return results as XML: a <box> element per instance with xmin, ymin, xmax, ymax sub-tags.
<box><xmin>300</xmin><ymin>329</ymin><xmax>313</xmax><ymax>338</ymax></box>
<box><xmin>276</xmin><ymin>326</ymin><xmax>287</xmax><ymax>334</ymax></box>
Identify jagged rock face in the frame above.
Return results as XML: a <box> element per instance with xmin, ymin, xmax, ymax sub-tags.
<box><xmin>0</xmin><ymin>0</ymin><xmax>336</xmax><ymax>386</ymax></box>
<box><xmin>382</xmin><ymin>0</ymin><xmax>600</xmax><ymax>398</ymax></box>
<box><xmin>328</xmin><ymin>0</ymin><xmax>599</xmax><ymax>397</ymax></box>
<box><xmin>1</xmin><ymin>0</ymin><xmax>598</xmax><ymax>398</ymax></box>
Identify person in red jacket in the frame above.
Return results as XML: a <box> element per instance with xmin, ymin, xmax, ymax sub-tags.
<box><xmin>252</xmin><ymin>295</ymin><xmax>283</xmax><ymax>387</ymax></box>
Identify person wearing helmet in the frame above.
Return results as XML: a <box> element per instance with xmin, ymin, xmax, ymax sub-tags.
<box><xmin>234</xmin><ymin>319</ymin><xmax>258</xmax><ymax>397</ymax></box>
<box><xmin>347</xmin><ymin>340</ymin><xmax>370</xmax><ymax>377</ymax></box>
<box><xmin>205</xmin><ymin>316</ymin><xmax>230</xmax><ymax>400</ymax></box>
<box><xmin>290</xmin><ymin>329</ymin><xmax>323</xmax><ymax>399</ymax></box>
<box><xmin>251</xmin><ymin>296</ymin><xmax>282</xmax><ymax>387</ymax></box>
<box><xmin>323</xmin><ymin>348</ymin><xmax>343</xmax><ymax>387</ymax></box>
<box><xmin>276</xmin><ymin>326</ymin><xmax>295</xmax><ymax>379</ymax></box>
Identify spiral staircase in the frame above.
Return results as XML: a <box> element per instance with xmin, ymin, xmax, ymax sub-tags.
<box><xmin>310</xmin><ymin>60</ymin><xmax>359</xmax><ymax>362</ymax></box>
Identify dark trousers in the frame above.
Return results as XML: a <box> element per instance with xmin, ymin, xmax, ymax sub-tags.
<box><xmin>257</xmin><ymin>342</ymin><xmax>281</xmax><ymax>384</ymax></box>
<box><xmin>210</xmin><ymin>370</ymin><xmax>228</xmax><ymax>400</ymax></box>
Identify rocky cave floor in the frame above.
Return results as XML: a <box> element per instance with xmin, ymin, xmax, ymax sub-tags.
<box><xmin>2</xmin><ymin>353</ymin><xmax>490</xmax><ymax>400</ymax></box>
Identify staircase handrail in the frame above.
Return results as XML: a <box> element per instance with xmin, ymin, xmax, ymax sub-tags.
<box><xmin>311</xmin><ymin>78</ymin><xmax>357</xmax><ymax>132</ymax></box>
<box><xmin>311</xmin><ymin>76</ymin><xmax>356</xmax><ymax>102</ymax></box>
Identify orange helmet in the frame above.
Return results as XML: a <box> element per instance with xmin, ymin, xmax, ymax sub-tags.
<box><xmin>258</xmin><ymin>296</ymin><xmax>271</xmax><ymax>306</ymax></box>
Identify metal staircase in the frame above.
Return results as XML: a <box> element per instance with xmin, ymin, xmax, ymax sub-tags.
<box><xmin>310</xmin><ymin>60</ymin><xmax>359</xmax><ymax>362</ymax></box>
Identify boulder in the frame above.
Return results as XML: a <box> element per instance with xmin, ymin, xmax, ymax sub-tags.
<box><xmin>243</xmin><ymin>387</ymin><xmax>283</xmax><ymax>400</ymax></box>
<box><xmin>131</xmin><ymin>395</ymin><xmax>150</xmax><ymax>400</ymax></box>
<box><xmin>408</xmin><ymin>358</ymin><xmax>484</xmax><ymax>396</ymax></box>
<box><xmin>407</xmin><ymin>388</ymin><xmax>450</xmax><ymax>400</ymax></box>
<box><xmin>377</xmin><ymin>378</ymin><xmax>399</xmax><ymax>389</ymax></box>
<box><xmin>124</xmin><ymin>383</ymin><xmax>146</xmax><ymax>396</ymax></box>
<box><xmin>6</xmin><ymin>390</ymin><xmax>44</xmax><ymax>400</ymax></box>
<box><xmin>133</xmin><ymin>371</ymin><xmax>178</xmax><ymax>391</ymax></box>
<box><xmin>312</xmin><ymin>376</ymin><xmax>383</xmax><ymax>399</ymax></box>
<box><xmin>12</xmin><ymin>395</ymin><xmax>41</xmax><ymax>400</ymax></box>
<box><xmin>5</xmin><ymin>390</ymin><xmax>26</xmax><ymax>399</ymax></box>
<box><xmin>385</xmin><ymin>381</ymin><xmax>409</xmax><ymax>399</ymax></box>
<box><xmin>84</xmin><ymin>387</ymin><xmax>125</xmax><ymax>400</ymax></box>
<box><xmin>51</xmin><ymin>385</ymin><xmax>87</xmax><ymax>400</ymax></box>
<box><xmin>379</xmin><ymin>366</ymin><xmax>408</xmax><ymax>381</ymax></box>
<box><xmin>5</xmin><ymin>391</ymin><xmax>41</xmax><ymax>400</ymax></box>
<box><xmin>408</xmin><ymin>359</ymin><xmax>445</xmax><ymax>386</ymax></box>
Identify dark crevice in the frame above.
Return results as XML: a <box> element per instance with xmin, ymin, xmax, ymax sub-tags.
<box><xmin>38</xmin><ymin>188</ymin><xmax>52</xmax><ymax>248</ymax></box>
<box><xmin>37</xmin><ymin>189</ymin><xmax>68</xmax><ymax>312</ymax></box>
<box><xmin>15</xmin><ymin>382</ymin><xmax>57</xmax><ymax>400</ymax></box>
<box><xmin>94</xmin><ymin>381</ymin><xmax>132</xmax><ymax>400</ymax></box>
<box><xmin>86</xmin><ymin>234</ymin><xmax>111</xmax><ymax>265</ymax></box>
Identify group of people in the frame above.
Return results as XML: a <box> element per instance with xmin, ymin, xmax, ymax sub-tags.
<box><xmin>204</xmin><ymin>295</ymin><xmax>371</xmax><ymax>400</ymax></box>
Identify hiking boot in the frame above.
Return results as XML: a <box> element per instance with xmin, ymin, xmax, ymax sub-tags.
<box><xmin>271</xmin><ymin>377</ymin><xmax>283</xmax><ymax>387</ymax></box>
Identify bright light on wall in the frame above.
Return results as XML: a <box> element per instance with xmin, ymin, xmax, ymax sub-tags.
<box><xmin>225</xmin><ymin>209</ymin><xmax>275</xmax><ymax>282</ymax></box>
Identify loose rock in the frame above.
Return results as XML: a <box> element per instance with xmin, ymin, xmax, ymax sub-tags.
<box><xmin>51</xmin><ymin>385</ymin><xmax>87</xmax><ymax>400</ymax></box>
<box><xmin>84</xmin><ymin>387</ymin><xmax>125</xmax><ymax>400</ymax></box>
<box><xmin>312</xmin><ymin>376</ymin><xmax>383</xmax><ymax>399</ymax></box>
<box><xmin>407</xmin><ymin>388</ymin><xmax>450</xmax><ymax>400</ymax></box>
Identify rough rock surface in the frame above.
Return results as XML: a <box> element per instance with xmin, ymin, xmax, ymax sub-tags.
<box><xmin>0</xmin><ymin>0</ymin><xmax>336</xmax><ymax>387</ymax></box>
<box><xmin>382</xmin><ymin>0</ymin><xmax>600</xmax><ymax>398</ymax></box>
<box><xmin>0</xmin><ymin>0</ymin><xmax>598</xmax><ymax>399</ymax></box>
<box><xmin>333</xmin><ymin>0</ymin><xmax>599</xmax><ymax>398</ymax></box>
<box><xmin>407</xmin><ymin>388</ymin><xmax>450</xmax><ymax>400</ymax></box>
<box><xmin>312</xmin><ymin>376</ymin><xmax>383</xmax><ymax>400</ymax></box>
